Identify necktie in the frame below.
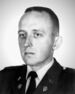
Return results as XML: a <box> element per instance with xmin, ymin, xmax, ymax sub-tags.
<box><xmin>26</xmin><ymin>71</ymin><xmax>37</xmax><ymax>94</ymax></box>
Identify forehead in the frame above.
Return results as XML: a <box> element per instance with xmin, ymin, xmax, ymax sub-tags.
<box><xmin>19</xmin><ymin>11</ymin><xmax>53</xmax><ymax>31</ymax></box>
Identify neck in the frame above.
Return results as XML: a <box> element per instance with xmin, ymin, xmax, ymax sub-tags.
<box><xmin>29</xmin><ymin>57</ymin><xmax>53</xmax><ymax>71</ymax></box>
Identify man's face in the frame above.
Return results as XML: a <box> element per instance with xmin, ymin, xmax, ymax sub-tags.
<box><xmin>18</xmin><ymin>11</ymin><xmax>55</xmax><ymax>67</ymax></box>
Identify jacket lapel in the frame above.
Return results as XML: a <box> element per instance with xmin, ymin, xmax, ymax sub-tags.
<box><xmin>11</xmin><ymin>65</ymin><xmax>27</xmax><ymax>94</ymax></box>
<box><xmin>34</xmin><ymin>58</ymin><xmax>63</xmax><ymax>94</ymax></box>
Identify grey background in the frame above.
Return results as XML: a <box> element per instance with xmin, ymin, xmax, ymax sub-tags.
<box><xmin>0</xmin><ymin>0</ymin><xmax>75</xmax><ymax>70</ymax></box>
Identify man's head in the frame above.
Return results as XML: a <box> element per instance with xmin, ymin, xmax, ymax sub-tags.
<box><xmin>18</xmin><ymin>6</ymin><xmax>60</xmax><ymax>70</ymax></box>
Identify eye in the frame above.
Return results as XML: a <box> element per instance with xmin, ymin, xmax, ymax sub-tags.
<box><xmin>19</xmin><ymin>33</ymin><xmax>26</xmax><ymax>39</ymax></box>
<box><xmin>34</xmin><ymin>32</ymin><xmax>43</xmax><ymax>38</ymax></box>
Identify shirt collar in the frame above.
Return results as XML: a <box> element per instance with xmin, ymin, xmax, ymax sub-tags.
<box><xmin>27</xmin><ymin>59</ymin><xmax>54</xmax><ymax>80</ymax></box>
<box><xmin>36</xmin><ymin>59</ymin><xmax>54</xmax><ymax>80</ymax></box>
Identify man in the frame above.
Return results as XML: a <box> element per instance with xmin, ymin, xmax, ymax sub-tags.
<box><xmin>0</xmin><ymin>6</ymin><xmax>75</xmax><ymax>94</ymax></box>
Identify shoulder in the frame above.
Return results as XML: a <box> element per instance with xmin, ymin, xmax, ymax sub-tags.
<box><xmin>60</xmin><ymin>67</ymin><xmax>75</xmax><ymax>80</ymax></box>
<box><xmin>54</xmin><ymin>58</ymin><xmax>75</xmax><ymax>80</ymax></box>
<box><xmin>58</xmin><ymin>66</ymin><xmax>75</xmax><ymax>93</ymax></box>
<box><xmin>54</xmin><ymin>58</ymin><xmax>75</xmax><ymax>79</ymax></box>
<box><xmin>0</xmin><ymin>65</ymin><xmax>27</xmax><ymax>81</ymax></box>
<box><xmin>0</xmin><ymin>65</ymin><xmax>27</xmax><ymax>93</ymax></box>
<box><xmin>0</xmin><ymin>64</ymin><xmax>27</xmax><ymax>73</ymax></box>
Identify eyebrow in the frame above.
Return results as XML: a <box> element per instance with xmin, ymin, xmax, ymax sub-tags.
<box><xmin>18</xmin><ymin>30</ymin><xmax>26</xmax><ymax>33</ymax></box>
<box><xmin>18</xmin><ymin>29</ymin><xmax>46</xmax><ymax>34</ymax></box>
<box><xmin>32</xmin><ymin>29</ymin><xmax>45</xmax><ymax>34</ymax></box>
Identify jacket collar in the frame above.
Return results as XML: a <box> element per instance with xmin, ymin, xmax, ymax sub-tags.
<box><xmin>34</xmin><ymin>58</ymin><xmax>63</xmax><ymax>94</ymax></box>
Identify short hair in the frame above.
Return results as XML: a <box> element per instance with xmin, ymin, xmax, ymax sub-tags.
<box><xmin>24</xmin><ymin>6</ymin><xmax>59</xmax><ymax>36</ymax></box>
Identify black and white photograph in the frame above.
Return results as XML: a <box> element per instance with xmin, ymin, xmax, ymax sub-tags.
<box><xmin>0</xmin><ymin>0</ymin><xmax>75</xmax><ymax>94</ymax></box>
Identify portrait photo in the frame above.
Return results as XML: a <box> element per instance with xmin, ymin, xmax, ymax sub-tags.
<box><xmin>0</xmin><ymin>0</ymin><xmax>75</xmax><ymax>94</ymax></box>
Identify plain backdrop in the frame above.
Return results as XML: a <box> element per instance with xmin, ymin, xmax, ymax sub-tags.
<box><xmin>0</xmin><ymin>0</ymin><xmax>75</xmax><ymax>70</ymax></box>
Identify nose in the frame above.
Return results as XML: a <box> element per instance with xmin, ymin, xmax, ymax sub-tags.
<box><xmin>24</xmin><ymin>36</ymin><xmax>32</xmax><ymax>48</ymax></box>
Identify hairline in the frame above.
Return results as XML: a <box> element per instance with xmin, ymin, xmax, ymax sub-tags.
<box><xmin>19</xmin><ymin>6</ymin><xmax>59</xmax><ymax>38</ymax></box>
<box><xmin>25</xmin><ymin>6</ymin><xmax>59</xmax><ymax>36</ymax></box>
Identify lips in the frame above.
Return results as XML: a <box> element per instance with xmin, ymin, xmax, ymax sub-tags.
<box><xmin>24</xmin><ymin>52</ymin><xmax>35</xmax><ymax>55</ymax></box>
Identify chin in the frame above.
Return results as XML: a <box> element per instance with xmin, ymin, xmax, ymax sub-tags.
<box><xmin>23</xmin><ymin>58</ymin><xmax>36</xmax><ymax>65</ymax></box>
<box><xmin>26</xmin><ymin>62</ymin><xmax>37</xmax><ymax>67</ymax></box>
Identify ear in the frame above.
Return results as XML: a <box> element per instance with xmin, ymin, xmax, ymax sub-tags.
<box><xmin>53</xmin><ymin>36</ymin><xmax>62</xmax><ymax>50</ymax></box>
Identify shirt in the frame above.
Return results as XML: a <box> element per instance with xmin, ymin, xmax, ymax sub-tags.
<box><xmin>25</xmin><ymin>59</ymin><xmax>54</xmax><ymax>92</ymax></box>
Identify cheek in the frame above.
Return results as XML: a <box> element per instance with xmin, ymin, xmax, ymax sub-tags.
<box><xmin>19</xmin><ymin>39</ymin><xmax>25</xmax><ymax>49</ymax></box>
<box><xmin>18</xmin><ymin>39</ymin><xmax>25</xmax><ymax>57</ymax></box>
<box><xmin>36</xmin><ymin>39</ymin><xmax>53</xmax><ymax>58</ymax></box>
<box><xmin>40</xmin><ymin>44</ymin><xmax>51</xmax><ymax>57</ymax></box>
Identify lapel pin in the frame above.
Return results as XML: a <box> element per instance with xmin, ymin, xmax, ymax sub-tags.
<box><xmin>18</xmin><ymin>76</ymin><xmax>21</xmax><ymax>81</ymax></box>
<box><xmin>63</xmin><ymin>67</ymin><xmax>66</xmax><ymax>70</ymax></box>
<box><xmin>17</xmin><ymin>84</ymin><xmax>22</xmax><ymax>89</ymax></box>
<box><xmin>43</xmin><ymin>86</ymin><xmax>48</xmax><ymax>92</ymax></box>
<box><xmin>49</xmin><ymin>79</ymin><xmax>53</xmax><ymax>84</ymax></box>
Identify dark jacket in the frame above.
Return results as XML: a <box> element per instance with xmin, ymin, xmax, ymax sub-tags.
<box><xmin>0</xmin><ymin>58</ymin><xmax>75</xmax><ymax>94</ymax></box>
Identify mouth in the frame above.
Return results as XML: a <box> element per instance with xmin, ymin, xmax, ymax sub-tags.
<box><xmin>24</xmin><ymin>52</ymin><xmax>35</xmax><ymax>55</ymax></box>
